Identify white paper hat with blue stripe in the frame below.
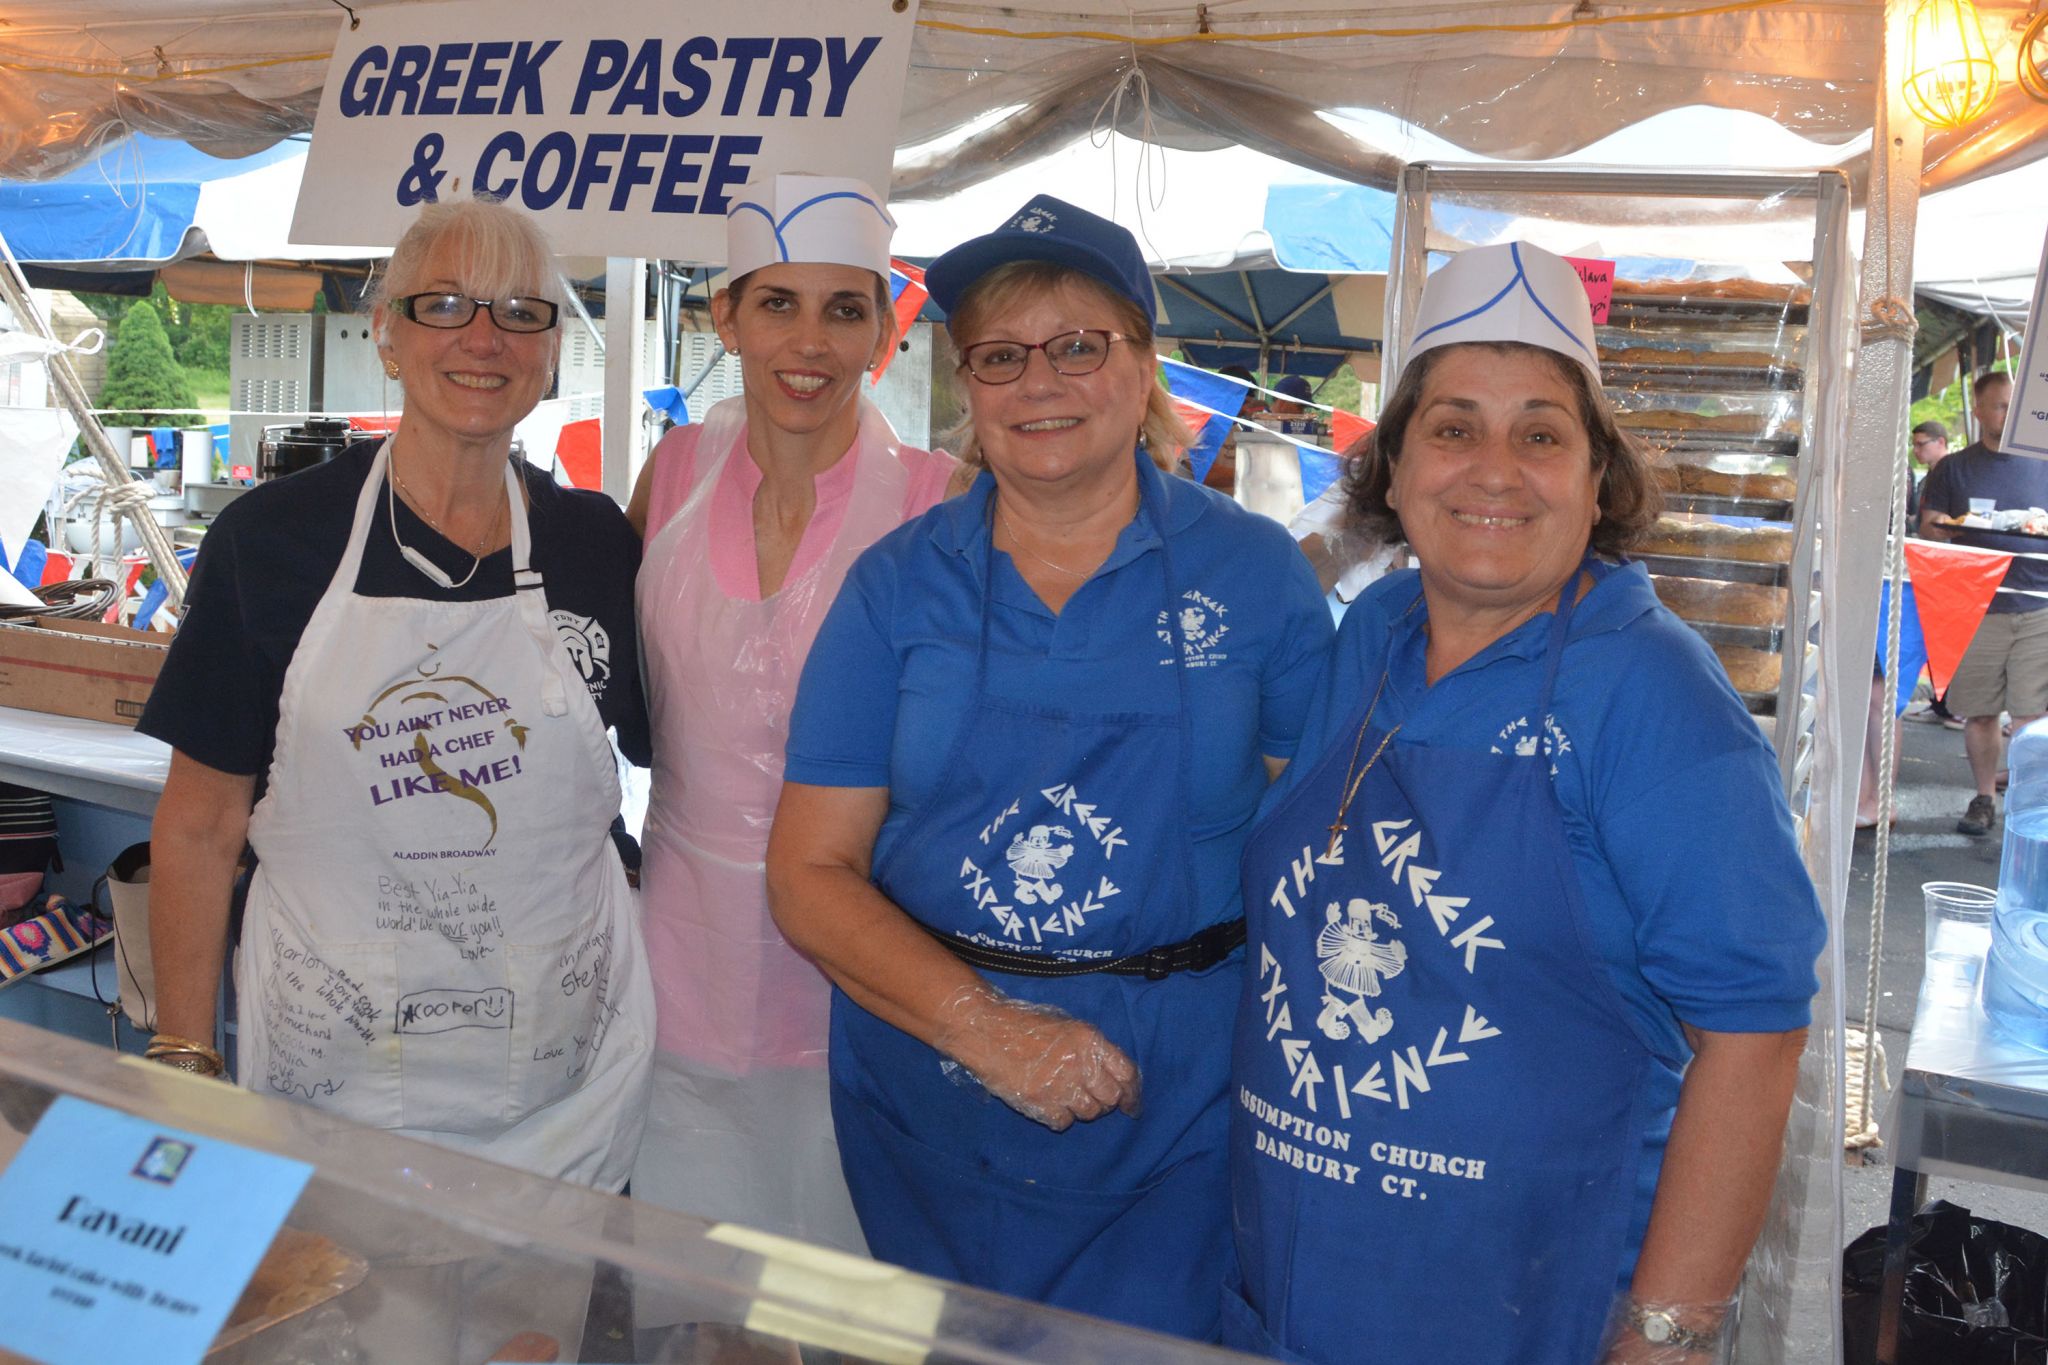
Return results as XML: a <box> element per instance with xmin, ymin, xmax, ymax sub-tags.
<box><xmin>1407</xmin><ymin>241</ymin><xmax>1601</xmax><ymax>385</ymax></box>
<box><xmin>726</xmin><ymin>173</ymin><xmax>895</xmax><ymax>279</ymax></box>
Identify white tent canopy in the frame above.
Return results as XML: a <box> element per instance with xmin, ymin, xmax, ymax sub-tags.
<box><xmin>0</xmin><ymin>0</ymin><xmax>2040</xmax><ymax>197</ymax></box>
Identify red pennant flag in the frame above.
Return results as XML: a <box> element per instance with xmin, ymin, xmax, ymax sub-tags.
<box><xmin>556</xmin><ymin>417</ymin><xmax>603</xmax><ymax>491</ymax></box>
<box><xmin>1330</xmin><ymin>409</ymin><xmax>1376</xmax><ymax>452</ymax></box>
<box><xmin>873</xmin><ymin>261</ymin><xmax>929</xmax><ymax>384</ymax></box>
<box><xmin>1904</xmin><ymin>539</ymin><xmax>2014</xmax><ymax>692</ymax></box>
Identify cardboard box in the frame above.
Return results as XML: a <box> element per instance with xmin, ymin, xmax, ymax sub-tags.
<box><xmin>0</xmin><ymin>617</ymin><xmax>170</xmax><ymax>727</ymax></box>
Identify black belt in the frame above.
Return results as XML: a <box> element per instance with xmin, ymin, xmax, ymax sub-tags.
<box><xmin>928</xmin><ymin>917</ymin><xmax>1247</xmax><ymax>981</ymax></box>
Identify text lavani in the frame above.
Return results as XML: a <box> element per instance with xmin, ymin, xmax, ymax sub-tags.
<box><xmin>56</xmin><ymin>1195</ymin><xmax>187</xmax><ymax>1255</ymax></box>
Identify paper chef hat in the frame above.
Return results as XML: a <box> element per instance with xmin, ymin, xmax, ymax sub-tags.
<box><xmin>1408</xmin><ymin>242</ymin><xmax>1601</xmax><ymax>385</ymax></box>
<box><xmin>726</xmin><ymin>173</ymin><xmax>895</xmax><ymax>280</ymax></box>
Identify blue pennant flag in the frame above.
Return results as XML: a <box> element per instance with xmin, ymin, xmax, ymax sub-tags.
<box><xmin>1877</xmin><ymin>579</ymin><xmax>1929</xmax><ymax>717</ymax></box>
<box><xmin>1159</xmin><ymin>357</ymin><xmax>1251</xmax><ymax>483</ymax></box>
<box><xmin>1296</xmin><ymin>445</ymin><xmax>1345</xmax><ymax>503</ymax></box>
<box><xmin>642</xmin><ymin>386</ymin><xmax>689</xmax><ymax>427</ymax></box>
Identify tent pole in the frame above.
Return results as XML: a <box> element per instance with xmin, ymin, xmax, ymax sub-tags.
<box><xmin>0</xmin><ymin>226</ymin><xmax>186</xmax><ymax>609</ymax></box>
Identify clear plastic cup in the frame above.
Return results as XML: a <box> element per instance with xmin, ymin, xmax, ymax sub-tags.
<box><xmin>1923</xmin><ymin>882</ymin><xmax>1996</xmax><ymax>1005</ymax></box>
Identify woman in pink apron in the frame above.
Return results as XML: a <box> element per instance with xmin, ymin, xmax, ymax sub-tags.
<box><xmin>141</xmin><ymin>197</ymin><xmax>654</xmax><ymax>1190</ymax></box>
<box><xmin>626</xmin><ymin>173</ymin><xmax>958</xmax><ymax>1250</ymax></box>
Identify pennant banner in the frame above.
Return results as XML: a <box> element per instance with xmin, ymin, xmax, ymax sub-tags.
<box><xmin>1903</xmin><ymin>539</ymin><xmax>2012</xmax><ymax>693</ymax></box>
<box><xmin>1296</xmin><ymin>445</ymin><xmax>1346</xmax><ymax>503</ymax></box>
<box><xmin>1330</xmin><ymin>409</ymin><xmax>1375</xmax><ymax>453</ymax></box>
<box><xmin>1159</xmin><ymin>357</ymin><xmax>1251</xmax><ymax>482</ymax></box>
<box><xmin>556</xmin><ymin>416</ymin><xmax>603</xmax><ymax>491</ymax></box>
<box><xmin>642</xmin><ymin>385</ymin><xmax>690</xmax><ymax>426</ymax></box>
<box><xmin>1877</xmin><ymin>579</ymin><xmax>1930</xmax><ymax>717</ymax></box>
<box><xmin>873</xmin><ymin>260</ymin><xmax>929</xmax><ymax>384</ymax></box>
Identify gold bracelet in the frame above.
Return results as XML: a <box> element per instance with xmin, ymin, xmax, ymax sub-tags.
<box><xmin>146</xmin><ymin>1051</ymin><xmax>223</xmax><ymax>1077</ymax></box>
<box><xmin>145</xmin><ymin>1034</ymin><xmax>225</xmax><ymax>1077</ymax></box>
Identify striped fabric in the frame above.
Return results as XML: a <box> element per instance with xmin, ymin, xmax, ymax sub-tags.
<box><xmin>0</xmin><ymin>897</ymin><xmax>111</xmax><ymax>985</ymax></box>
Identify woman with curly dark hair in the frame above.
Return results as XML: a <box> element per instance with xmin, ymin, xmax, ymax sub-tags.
<box><xmin>1224</xmin><ymin>241</ymin><xmax>1824</xmax><ymax>1365</ymax></box>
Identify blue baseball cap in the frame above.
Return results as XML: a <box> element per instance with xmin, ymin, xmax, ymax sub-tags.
<box><xmin>926</xmin><ymin>195</ymin><xmax>1157</xmax><ymax>324</ymax></box>
<box><xmin>1275</xmin><ymin>374</ymin><xmax>1314</xmax><ymax>403</ymax></box>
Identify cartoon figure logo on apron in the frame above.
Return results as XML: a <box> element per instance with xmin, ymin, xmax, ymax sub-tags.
<box><xmin>1228</xmin><ymin>574</ymin><xmax>1651</xmax><ymax>1365</ymax></box>
<box><xmin>968</xmin><ymin>786</ymin><xmax>1130</xmax><ymax>954</ymax></box>
<box><xmin>238</xmin><ymin>441</ymin><xmax>651</xmax><ymax>1187</ymax></box>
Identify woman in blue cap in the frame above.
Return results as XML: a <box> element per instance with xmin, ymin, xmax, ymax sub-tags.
<box><xmin>766</xmin><ymin>196</ymin><xmax>1333</xmax><ymax>1338</ymax></box>
<box><xmin>1224</xmin><ymin>241</ymin><xmax>1825</xmax><ymax>1364</ymax></box>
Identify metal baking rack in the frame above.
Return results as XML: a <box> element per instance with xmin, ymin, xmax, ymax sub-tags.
<box><xmin>1385</xmin><ymin>165</ymin><xmax>1852</xmax><ymax>802</ymax></box>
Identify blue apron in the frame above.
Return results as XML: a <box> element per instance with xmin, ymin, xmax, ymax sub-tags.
<box><xmin>1225</xmin><ymin>573</ymin><xmax>1659</xmax><ymax>1365</ymax></box>
<box><xmin>830</xmin><ymin>457</ymin><xmax>1236</xmax><ymax>1340</ymax></box>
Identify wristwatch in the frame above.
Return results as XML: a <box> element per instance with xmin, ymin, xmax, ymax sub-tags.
<box><xmin>1627</xmin><ymin>1302</ymin><xmax>1717</xmax><ymax>1352</ymax></box>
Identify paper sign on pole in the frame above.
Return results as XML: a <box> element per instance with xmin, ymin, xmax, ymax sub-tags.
<box><xmin>2001</xmin><ymin>225</ymin><xmax>2048</xmax><ymax>460</ymax></box>
<box><xmin>290</xmin><ymin>0</ymin><xmax>921</xmax><ymax>262</ymax></box>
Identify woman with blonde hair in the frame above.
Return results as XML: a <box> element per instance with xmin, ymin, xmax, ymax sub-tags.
<box><xmin>142</xmin><ymin>195</ymin><xmax>654</xmax><ymax>1187</ymax></box>
<box><xmin>767</xmin><ymin>197</ymin><xmax>1332</xmax><ymax>1338</ymax></box>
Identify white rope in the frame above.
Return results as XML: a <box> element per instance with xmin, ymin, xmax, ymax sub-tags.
<box><xmin>61</xmin><ymin>470</ymin><xmax>153</xmax><ymax>581</ymax></box>
<box><xmin>1852</xmin><ymin>390</ymin><xmax>1914</xmax><ymax>1150</ymax></box>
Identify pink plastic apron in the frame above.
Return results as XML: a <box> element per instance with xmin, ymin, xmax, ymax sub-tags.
<box><xmin>636</xmin><ymin>395</ymin><xmax>932</xmax><ymax>1072</ymax></box>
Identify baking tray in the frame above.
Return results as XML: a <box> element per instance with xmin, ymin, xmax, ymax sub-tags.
<box><xmin>1678</xmin><ymin>618</ymin><xmax>1785</xmax><ymax>652</ymax></box>
<box><xmin>1659</xmin><ymin>491</ymin><xmax>1795</xmax><ymax>522</ymax></box>
<box><xmin>1635</xmin><ymin>552</ymin><xmax>1790</xmax><ymax>587</ymax></box>
<box><xmin>1622</xmin><ymin>425</ymin><xmax>1803</xmax><ymax>458</ymax></box>
<box><xmin>206</xmin><ymin>1227</ymin><xmax>367</xmax><ymax>1356</ymax></box>
<box><xmin>1608</xmin><ymin>293</ymin><xmax>1811</xmax><ymax>327</ymax></box>
<box><xmin>1603</xmin><ymin>361</ymin><xmax>1804</xmax><ymax>394</ymax></box>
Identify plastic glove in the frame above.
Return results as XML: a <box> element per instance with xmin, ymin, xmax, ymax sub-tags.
<box><xmin>1598</xmin><ymin>1296</ymin><xmax>1732</xmax><ymax>1364</ymax></box>
<box><xmin>933</xmin><ymin>983</ymin><xmax>1142</xmax><ymax>1132</ymax></box>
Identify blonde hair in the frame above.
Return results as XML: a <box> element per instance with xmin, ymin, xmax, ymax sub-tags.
<box><xmin>370</xmin><ymin>196</ymin><xmax>561</xmax><ymax>361</ymax></box>
<box><xmin>943</xmin><ymin>261</ymin><xmax>1191</xmax><ymax>469</ymax></box>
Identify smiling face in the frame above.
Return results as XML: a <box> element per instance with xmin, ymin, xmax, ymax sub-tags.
<box><xmin>713</xmin><ymin>262</ymin><xmax>891</xmax><ymax>445</ymax></box>
<box><xmin>959</xmin><ymin>277</ymin><xmax>1152</xmax><ymax>492</ymax></box>
<box><xmin>1387</xmin><ymin>344</ymin><xmax>1601</xmax><ymax>627</ymax></box>
<box><xmin>375</xmin><ymin>230</ymin><xmax>557</xmax><ymax>447</ymax></box>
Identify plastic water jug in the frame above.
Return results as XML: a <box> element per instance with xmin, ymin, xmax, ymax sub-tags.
<box><xmin>1987</xmin><ymin>718</ymin><xmax>2048</xmax><ymax>1048</ymax></box>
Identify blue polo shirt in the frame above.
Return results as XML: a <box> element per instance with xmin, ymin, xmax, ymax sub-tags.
<box><xmin>1268</xmin><ymin>557</ymin><xmax>1823</xmax><ymax>1065</ymax></box>
<box><xmin>787</xmin><ymin>455</ymin><xmax>1334</xmax><ymax>929</ymax></box>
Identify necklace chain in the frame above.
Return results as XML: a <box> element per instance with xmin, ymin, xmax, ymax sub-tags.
<box><xmin>1327</xmin><ymin>669</ymin><xmax>1403</xmax><ymax>860</ymax></box>
<box><xmin>387</xmin><ymin>441</ymin><xmax>506</xmax><ymax>590</ymax></box>
<box><xmin>996</xmin><ymin>496</ymin><xmax>1092</xmax><ymax>579</ymax></box>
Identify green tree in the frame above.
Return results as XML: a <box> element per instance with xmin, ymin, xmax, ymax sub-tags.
<box><xmin>99</xmin><ymin>300</ymin><xmax>197</xmax><ymax>427</ymax></box>
<box><xmin>174</xmin><ymin>303</ymin><xmax>230</xmax><ymax>370</ymax></box>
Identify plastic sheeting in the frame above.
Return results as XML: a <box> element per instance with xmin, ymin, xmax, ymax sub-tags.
<box><xmin>0</xmin><ymin>1</ymin><xmax>2040</xmax><ymax>202</ymax></box>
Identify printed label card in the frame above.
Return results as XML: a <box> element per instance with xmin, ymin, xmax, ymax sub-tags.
<box><xmin>0</xmin><ymin>1095</ymin><xmax>313</xmax><ymax>1365</ymax></box>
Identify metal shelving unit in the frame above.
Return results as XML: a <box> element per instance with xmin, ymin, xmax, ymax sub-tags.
<box><xmin>1384</xmin><ymin>166</ymin><xmax>1853</xmax><ymax>802</ymax></box>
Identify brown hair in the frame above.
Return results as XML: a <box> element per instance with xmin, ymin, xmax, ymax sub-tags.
<box><xmin>1973</xmin><ymin>368</ymin><xmax>2013</xmax><ymax>399</ymax></box>
<box><xmin>943</xmin><ymin>261</ymin><xmax>1191</xmax><ymax>469</ymax></box>
<box><xmin>1345</xmin><ymin>342</ymin><xmax>1661</xmax><ymax>556</ymax></box>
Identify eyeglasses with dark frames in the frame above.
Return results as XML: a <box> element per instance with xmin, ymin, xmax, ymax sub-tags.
<box><xmin>960</xmin><ymin>329</ymin><xmax>1129</xmax><ymax>385</ymax></box>
<box><xmin>392</xmin><ymin>292</ymin><xmax>560</xmax><ymax>334</ymax></box>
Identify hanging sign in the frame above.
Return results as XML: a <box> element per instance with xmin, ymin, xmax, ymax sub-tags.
<box><xmin>2002</xmin><ymin>225</ymin><xmax>2048</xmax><ymax>460</ymax></box>
<box><xmin>0</xmin><ymin>1096</ymin><xmax>313</xmax><ymax>1365</ymax></box>
<box><xmin>290</xmin><ymin>0</ymin><xmax>921</xmax><ymax>262</ymax></box>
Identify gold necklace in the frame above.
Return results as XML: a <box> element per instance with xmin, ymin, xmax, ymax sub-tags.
<box><xmin>393</xmin><ymin>455</ymin><xmax>502</xmax><ymax>557</ymax></box>
<box><xmin>996</xmin><ymin>497</ymin><xmax>1091</xmax><ymax>579</ymax></box>
<box><xmin>1327</xmin><ymin>669</ymin><xmax>1403</xmax><ymax>859</ymax></box>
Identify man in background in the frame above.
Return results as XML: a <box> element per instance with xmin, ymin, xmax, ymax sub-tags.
<box><xmin>1918</xmin><ymin>371</ymin><xmax>2030</xmax><ymax>836</ymax></box>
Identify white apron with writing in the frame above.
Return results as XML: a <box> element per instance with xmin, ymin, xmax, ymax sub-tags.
<box><xmin>237</xmin><ymin>441</ymin><xmax>652</xmax><ymax>1189</ymax></box>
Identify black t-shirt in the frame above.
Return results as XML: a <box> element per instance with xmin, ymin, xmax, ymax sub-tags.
<box><xmin>1919</xmin><ymin>442</ymin><xmax>2048</xmax><ymax>614</ymax></box>
<box><xmin>139</xmin><ymin>441</ymin><xmax>651</xmax><ymax>777</ymax></box>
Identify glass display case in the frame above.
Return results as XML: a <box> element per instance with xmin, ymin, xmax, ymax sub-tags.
<box><xmin>0</xmin><ymin>1019</ymin><xmax>1257</xmax><ymax>1364</ymax></box>
<box><xmin>1382</xmin><ymin>165</ymin><xmax>1856</xmax><ymax>808</ymax></box>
